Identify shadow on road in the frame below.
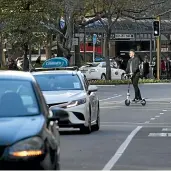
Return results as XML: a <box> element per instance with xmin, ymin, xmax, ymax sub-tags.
<box><xmin>59</xmin><ymin>130</ymin><xmax>103</xmax><ymax>136</ymax></box>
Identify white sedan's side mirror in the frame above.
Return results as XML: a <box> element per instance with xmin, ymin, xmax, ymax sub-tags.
<box><xmin>88</xmin><ymin>85</ymin><xmax>98</xmax><ymax>94</ymax></box>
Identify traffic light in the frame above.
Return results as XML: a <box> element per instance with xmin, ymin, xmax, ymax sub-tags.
<box><xmin>153</xmin><ymin>21</ymin><xmax>160</xmax><ymax>37</ymax></box>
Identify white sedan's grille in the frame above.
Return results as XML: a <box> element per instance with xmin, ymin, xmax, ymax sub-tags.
<box><xmin>48</xmin><ymin>102</ymin><xmax>68</xmax><ymax>108</ymax></box>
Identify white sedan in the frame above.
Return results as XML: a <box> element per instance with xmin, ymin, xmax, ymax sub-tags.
<box><xmin>32</xmin><ymin>70</ymin><xmax>100</xmax><ymax>134</ymax></box>
<box><xmin>79</xmin><ymin>62</ymin><xmax>125</xmax><ymax>80</ymax></box>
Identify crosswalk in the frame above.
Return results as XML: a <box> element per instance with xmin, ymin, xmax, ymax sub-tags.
<box><xmin>148</xmin><ymin>127</ymin><xmax>171</xmax><ymax>137</ymax></box>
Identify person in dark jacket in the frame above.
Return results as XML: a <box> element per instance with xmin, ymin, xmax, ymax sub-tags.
<box><xmin>7</xmin><ymin>58</ymin><xmax>18</xmax><ymax>70</ymax></box>
<box><xmin>126</xmin><ymin>49</ymin><xmax>142</xmax><ymax>102</ymax></box>
<box><xmin>143</xmin><ymin>58</ymin><xmax>149</xmax><ymax>79</ymax></box>
<box><xmin>166</xmin><ymin>57</ymin><xmax>171</xmax><ymax>79</ymax></box>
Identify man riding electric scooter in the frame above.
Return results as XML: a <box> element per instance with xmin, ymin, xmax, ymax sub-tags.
<box><xmin>125</xmin><ymin>49</ymin><xmax>143</xmax><ymax>102</ymax></box>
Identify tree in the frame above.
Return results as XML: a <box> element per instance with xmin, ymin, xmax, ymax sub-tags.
<box><xmin>56</xmin><ymin>0</ymin><xmax>86</xmax><ymax>65</ymax></box>
<box><xmin>50</xmin><ymin>0</ymin><xmax>100</xmax><ymax>66</ymax></box>
<box><xmin>84</xmin><ymin>0</ymin><xmax>169</xmax><ymax>80</ymax></box>
<box><xmin>0</xmin><ymin>0</ymin><xmax>62</xmax><ymax>69</ymax></box>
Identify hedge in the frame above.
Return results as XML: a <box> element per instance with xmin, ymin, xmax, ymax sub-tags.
<box><xmin>88</xmin><ymin>79</ymin><xmax>170</xmax><ymax>85</ymax></box>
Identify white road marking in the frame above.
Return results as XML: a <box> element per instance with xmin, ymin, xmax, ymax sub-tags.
<box><xmin>163</xmin><ymin>109</ymin><xmax>167</xmax><ymax>112</ymax></box>
<box><xmin>160</xmin><ymin>113</ymin><xmax>164</xmax><ymax>115</ymax></box>
<box><xmin>150</xmin><ymin>118</ymin><xmax>155</xmax><ymax>120</ymax></box>
<box><xmin>148</xmin><ymin>133</ymin><xmax>167</xmax><ymax>137</ymax></box>
<box><xmin>168</xmin><ymin>133</ymin><xmax>171</xmax><ymax>137</ymax></box>
<box><xmin>102</xmin><ymin>126</ymin><xmax>142</xmax><ymax>170</ymax></box>
<box><xmin>145</xmin><ymin>121</ymin><xmax>150</xmax><ymax>123</ymax></box>
<box><xmin>99</xmin><ymin>95</ymin><xmax>122</xmax><ymax>101</ymax></box>
<box><xmin>155</xmin><ymin>115</ymin><xmax>160</xmax><ymax>118</ymax></box>
<box><xmin>162</xmin><ymin>128</ymin><xmax>171</xmax><ymax>131</ymax></box>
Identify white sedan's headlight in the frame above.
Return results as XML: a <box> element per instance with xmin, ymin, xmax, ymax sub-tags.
<box><xmin>67</xmin><ymin>98</ymin><xmax>86</xmax><ymax>108</ymax></box>
<box><xmin>9</xmin><ymin>137</ymin><xmax>44</xmax><ymax>157</ymax></box>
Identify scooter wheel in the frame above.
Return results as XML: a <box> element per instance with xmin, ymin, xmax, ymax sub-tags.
<box><xmin>125</xmin><ymin>99</ymin><xmax>130</xmax><ymax>106</ymax></box>
<box><xmin>141</xmin><ymin>99</ymin><xmax>146</xmax><ymax>106</ymax></box>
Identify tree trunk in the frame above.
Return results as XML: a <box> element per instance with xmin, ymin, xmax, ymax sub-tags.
<box><xmin>45</xmin><ymin>46</ymin><xmax>51</xmax><ymax>59</ymax></box>
<box><xmin>45</xmin><ymin>33</ymin><xmax>52</xmax><ymax>59</ymax></box>
<box><xmin>28</xmin><ymin>43</ymin><xmax>32</xmax><ymax>63</ymax></box>
<box><xmin>57</xmin><ymin>35</ymin><xmax>64</xmax><ymax>56</ymax></box>
<box><xmin>29</xmin><ymin>43</ymin><xmax>34</xmax><ymax>69</ymax></box>
<box><xmin>23</xmin><ymin>43</ymin><xmax>29</xmax><ymax>71</ymax></box>
<box><xmin>105</xmin><ymin>31</ymin><xmax>111</xmax><ymax>80</ymax></box>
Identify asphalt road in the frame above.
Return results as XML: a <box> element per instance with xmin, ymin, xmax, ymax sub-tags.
<box><xmin>60</xmin><ymin>83</ymin><xmax>171</xmax><ymax>170</ymax></box>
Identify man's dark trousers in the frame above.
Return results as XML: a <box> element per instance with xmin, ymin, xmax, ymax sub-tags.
<box><xmin>131</xmin><ymin>72</ymin><xmax>142</xmax><ymax>100</ymax></box>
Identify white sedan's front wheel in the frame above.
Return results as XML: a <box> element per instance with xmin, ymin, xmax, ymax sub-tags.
<box><xmin>80</xmin><ymin>107</ymin><xmax>91</xmax><ymax>134</ymax></box>
<box><xmin>93</xmin><ymin>106</ymin><xmax>100</xmax><ymax>131</ymax></box>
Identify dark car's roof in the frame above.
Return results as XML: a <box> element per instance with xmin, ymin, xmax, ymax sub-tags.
<box><xmin>0</xmin><ymin>71</ymin><xmax>35</xmax><ymax>81</ymax></box>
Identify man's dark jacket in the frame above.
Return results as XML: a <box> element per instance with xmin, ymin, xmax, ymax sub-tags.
<box><xmin>126</xmin><ymin>56</ymin><xmax>140</xmax><ymax>75</ymax></box>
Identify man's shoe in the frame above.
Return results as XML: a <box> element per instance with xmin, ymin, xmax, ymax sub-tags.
<box><xmin>132</xmin><ymin>98</ymin><xmax>140</xmax><ymax>102</ymax></box>
<box><xmin>132</xmin><ymin>98</ymin><xmax>138</xmax><ymax>102</ymax></box>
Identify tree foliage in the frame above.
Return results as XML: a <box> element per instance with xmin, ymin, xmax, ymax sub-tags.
<box><xmin>0</xmin><ymin>0</ymin><xmax>62</xmax><ymax>54</ymax></box>
<box><xmin>0</xmin><ymin>0</ymin><xmax>170</xmax><ymax>68</ymax></box>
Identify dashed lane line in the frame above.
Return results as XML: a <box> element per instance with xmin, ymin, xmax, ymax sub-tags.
<box><xmin>145</xmin><ymin>121</ymin><xmax>150</xmax><ymax>123</ymax></box>
<box><xmin>150</xmin><ymin>118</ymin><xmax>156</xmax><ymax>120</ymax></box>
<box><xmin>160</xmin><ymin>113</ymin><xmax>164</xmax><ymax>115</ymax></box>
<box><xmin>163</xmin><ymin>109</ymin><xmax>167</xmax><ymax>112</ymax></box>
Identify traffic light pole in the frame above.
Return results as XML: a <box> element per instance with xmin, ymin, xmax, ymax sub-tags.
<box><xmin>156</xmin><ymin>16</ymin><xmax>161</xmax><ymax>80</ymax></box>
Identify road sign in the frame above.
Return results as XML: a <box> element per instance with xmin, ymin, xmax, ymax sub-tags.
<box><xmin>93</xmin><ymin>34</ymin><xmax>97</xmax><ymax>45</ymax></box>
<box><xmin>72</xmin><ymin>38</ymin><xmax>78</xmax><ymax>46</ymax></box>
<box><xmin>42</xmin><ymin>57</ymin><xmax>68</xmax><ymax>68</ymax></box>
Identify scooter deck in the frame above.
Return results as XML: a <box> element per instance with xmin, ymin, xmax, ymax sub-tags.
<box><xmin>131</xmin><ymin>99</ymin><xmax>146</xmax><ymax>104</ymax></box>
<box><xmin>131</xmin><ymin>101</ymin><xmax>143</xmax><ymax>104</ymax></box>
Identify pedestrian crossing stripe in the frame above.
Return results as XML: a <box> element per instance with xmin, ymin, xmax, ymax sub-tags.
<box><xmin>162</xmin><ymin>128</ymin><xmax>171</xmax><ymax>131</ymax></box>
<box><xmin>148</xmin><ymin>133</ymin><xmax>171</xmax><ymax>137</ymax></box>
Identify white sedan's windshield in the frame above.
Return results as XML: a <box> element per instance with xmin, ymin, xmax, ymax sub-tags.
<box><xmin>34</xmin><ymin>74</ymin><xmax>83</xmax><ymax>91</ymax></box>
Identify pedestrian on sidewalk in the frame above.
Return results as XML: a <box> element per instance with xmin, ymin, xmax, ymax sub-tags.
<box><xmin>166</xmin><ymin>57</ymin><xmax>171</xmax><ymax>79</ymax></box>
<box><xmin>126</xmin><ymin>49</ymin><xmax>142</xmax><ymax>102</ymax></box>
<box><xmin>143</xmin><ymin>58</ymin><xmax>149</xmax><ymax>79</ymax></box>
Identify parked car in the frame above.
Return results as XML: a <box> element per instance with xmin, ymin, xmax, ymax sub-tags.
<box><xmin>79</xmin><ymin>62</ymin><xmax>125</xmax><ymax>80</ymax></box>
<box><xmin>0</xmin><ymin>71</ymin><xmax>68</xmax><ymax>170</ymax></box>
<box><xmin>31</xmin><ymin>67</ymin><xmax>100</xmax><ymax>134</ymax></box>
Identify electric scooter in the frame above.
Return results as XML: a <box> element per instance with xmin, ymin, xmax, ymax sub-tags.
<box><xmin>124</xmin><ymin>74</ymin><xmax>146</xmax><ymax>106</ymax></box>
